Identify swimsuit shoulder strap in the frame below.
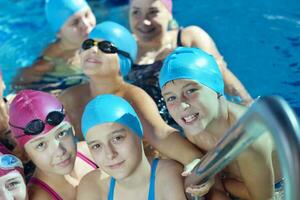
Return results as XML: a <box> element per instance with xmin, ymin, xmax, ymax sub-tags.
<box><xmin>148</xmin><ymin>158</ymin><xmax>160</xmax><ymax>200</ymax></box>
<box><xmin>76</xmin><ymin>151</ymin><xmax>98</xmax><ymax>169</ymax></box>
<box><xmin>108</xmin><ymin>177</ymin><xmax>116</xmax><ymax>200</ymax></box>
<box><xmin>176</xmin><ymin>27</ymin><xmax>184</xmax><ymax>47</ymax></box>
<box><xmin>29</xmin><ymin>177</ymin><xmax>63</xmax><ymax>200</ymax></box>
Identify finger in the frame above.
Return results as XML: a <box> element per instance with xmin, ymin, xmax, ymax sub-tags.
<box><xmin>181</xmin><ymin>171</ymin><xmax>192</xmax><ymax>176</ymax></box>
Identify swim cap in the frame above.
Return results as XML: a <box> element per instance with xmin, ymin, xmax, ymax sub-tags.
<box><xmin>159</xmin><ymin>47</ymin><xmax>224</xmax><ymax>95</ymax></box>
<box><xmin>82</xmin><ymin>94</ymin><xmax>143</xmax><ymax>139</ymax></box>
<box><xmin>9</xmin><ymin>90</ymin><xmax>68</xmax><ymax>148</ymax></box>
<box><xmin>45</xmin><ymin>0</ymin><xmax>89</xmax><ymax>33</ymax></box>
<box><xmin>89</xmin><ymin>21</ymin><xmax>137</xmax><ymax>76</ymax></box>
<box><xmin>0</xmin><ymin>144</ymin><xmax>23</xmax><ymax>177</ymax></box>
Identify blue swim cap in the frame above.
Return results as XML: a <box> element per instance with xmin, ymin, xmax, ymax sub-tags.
<box><xmin>159</xmin><ymin>47</ymin><xmax>224</xmax><ymax>95</ymax></box>
<box><xmin>89</xmin><ymin>21</ymin><xmax>137</xmax><ymax>76</ymax></box>
<box><xmin>81</xmin><ymin>94</ymin><xmax>143</xmax><ymax>139</ymax></box>
<box><xmin>45</xmin><ymin>0</ymin><xmax>89</xmax><ymax>33</ymax></box>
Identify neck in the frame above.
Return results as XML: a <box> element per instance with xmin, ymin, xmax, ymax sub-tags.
<box><xmin>117</xmin><ymin>153</ymin><xmax>151</xmax><ymax>190</ymax></box>
<box><xmin>34</xmin><ymin>168</ymin><xmax>69</xmax><ymax>186</ymax></box>
<box><xmin>57</xmin><ymin>39</ymin><xmax>79</xmax><ymax>52</ymax></box>
<box><xmin>89</xmin><ymin>75</ymin><xmax>125</xmax><ymax>97</ymax></box>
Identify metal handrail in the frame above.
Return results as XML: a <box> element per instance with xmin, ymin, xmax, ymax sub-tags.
<box><xmin>189</xmin><ymin>96</ymin><xmax>300</xmax><ymax>200</ymax></box>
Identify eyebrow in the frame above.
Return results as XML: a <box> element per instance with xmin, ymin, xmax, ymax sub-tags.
<box><xmin>132</xmin><ymin>7</ymin><xmax>140</xmax><ymax>10</ymax></box>
<box><xmin>87</xmin><ymin>128</ymin><xmax>126</xmax><ymax>145</ymax></box>
<box><xmin>182</xmin><ymin>82</ymin><xmax>199</xmax><ymax>89</ymax></box>
<box><xmin>29</xmin><ymin>136</ymin><xmax>45</xmax><ymax>144</ymax></box>
<box><xmin>6</xmin><ymin>177</ymin><xmax>20</xmax><ymax>182</ymax></box>
<box><xmin>162</xmin><ymin>91</ymin><xmax>173</xmax><ymax>97</ymax></box>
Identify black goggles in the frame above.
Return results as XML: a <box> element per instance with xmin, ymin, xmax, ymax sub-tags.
<box><xmin>81</xmin><ymin>39</ymin><xmax>132</xmax><ymax>62</ymax></box>
<box><xmin>9</xmin><ymin>107</ymin><xmax>65</xmax><ymax>137</ymax></box>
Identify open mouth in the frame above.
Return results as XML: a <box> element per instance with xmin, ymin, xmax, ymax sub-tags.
<box><xmin>137</xmin><ymin>26</ymin><xmax>156</xmax><ymax>34</ymax></box>
<box><xmin>108</xmin><ymin>160</ymin><xmax>125</xmax><ymax>170</ymax></box>
<box><xmin>86</xmin><ymin>58</ymin><xmax>102</xmax><ymax>64</ymax></box>
<box><xmin>181</xmin><ymin>113</ymin><xmax>199</xmax><ymax>125</ymax></box>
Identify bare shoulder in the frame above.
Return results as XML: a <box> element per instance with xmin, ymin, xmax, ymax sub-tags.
<box><xmin>155</xmin><ymin>159</ymin><xmax>186</xmax><ymax>200</ymax></box>
<box><xmin>59</xmin><ymin>83</ymin><xmax>89</xmax><ymax>105</ymax></box>
<box><xmin>43</xmin><ymin>42</ymin><xmax>63</xmax><ymax>57</ymax></box>
<box><xmin>156</xmin><ymin>159</ymin><xmax>183</xmax><ymax>177</ymax></box>
<box><xmin>77</xmin><ymin>169</ymin><xmax>108</xmax><ymax>200</ymax></box>
<box><xmin>28</xmin><ymin>184</ymin><xmax>54</xmax><ymax>200</ymax></box>
<box><xmin>123</xmin><ymin>84</ymin><xmax>157</xmax><ymax>108</ymax></box>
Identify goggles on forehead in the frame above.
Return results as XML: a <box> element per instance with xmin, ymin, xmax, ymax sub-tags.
<box><xmin>0</xmin><ymin>154</ymin><xmax>23</xmax><ymax>171</ymax></box>
<box><xmin>9</xmin><ymin>106</ymin><xmax>65</xmax><ymax>138</ymax></box>
<box><xmin>81</xmin><ymin>39</ymin><xmax>132</xmax><ymax>62</ymax></box>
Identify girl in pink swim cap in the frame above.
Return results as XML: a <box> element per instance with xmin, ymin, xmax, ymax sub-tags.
<box><xmin>0</xmin><ymin>143</ymin><xmax>28</xmax><ymax>200</ymax></box>
<box><xmin>9</xmin><ymin>90</ymin><xmax>99</xmax><ymax>200</ymax></box>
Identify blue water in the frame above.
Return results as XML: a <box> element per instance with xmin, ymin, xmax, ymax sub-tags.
<box><xmin>0</xmin><ymin>0</ymin><xmax>299</xmax><ymax>115</ymax></box>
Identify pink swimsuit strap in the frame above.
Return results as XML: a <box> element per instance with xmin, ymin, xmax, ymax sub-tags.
<box><xmin>29</xmin><ymin>177</ymin><xmax>63</xmax><ymax>200</ymax></box>
<box><xmin>76</xmin><ymin>151</ymin><xmax>98</xmax><ymax>169</ymax></box>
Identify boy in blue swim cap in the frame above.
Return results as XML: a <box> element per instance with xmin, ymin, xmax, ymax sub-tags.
<box><xmin>59</xmin><ymin>23</ymin><xmax>209</xmax><ymax>195</ymax></box>
<box><xmin>159</xmin><ymin>47</ymin><xmax>280</xmax><ymax>199</ymax></box>
<box><xmin>13</xmin><ymin>0</ymin><xmax>96</xmax><ymax>93</ymax></box>
<box><xmin>77</xmin><ymin>94</ymin><xmax>187</xmax><ymax>200</ymax></box>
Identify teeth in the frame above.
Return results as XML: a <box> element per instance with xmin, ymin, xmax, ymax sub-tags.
<box><xmin>183</xmin><ymin>114</ymin><xmax>197</xmax><ymax>123</ymax></box>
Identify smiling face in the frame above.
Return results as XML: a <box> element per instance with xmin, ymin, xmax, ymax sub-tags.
<box><xmin>86</xmin><ymin>122</ymin><xmax>142</xmax><ymax>180</ymax></box>
<box><xmin>58</xmin><ymin>7</ymin><xmax>96</xmax><ymax>48</ymax></box>
<box><xmin>79</xmin><ymin>39</ymin><xmax>120</xmax><ymax>77</ymax></box>
<box><xmin>0</xmin><ymin>171</ymin><xmax>27</xmax><ymax>200</ymax></box>
<box><xmin>24</xmin><ymin>122</ymin><xmax>77</xmax><ymax>175</ymax></box>
<box><xmin>162</xmin><ymin>79</ymin><xmax>220</xmax><ymax>135</ymax></box>
<box><xmin>129</xmin><ymin>0</ymin><xmax>172</xmax><ymax>43</ymax></box>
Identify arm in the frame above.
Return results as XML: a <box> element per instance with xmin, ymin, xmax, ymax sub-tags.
<box><xmin>127</xmin><ymin>86</ymin><xmax>203</xmax><ymax>165</ymax></box>
<box><xmin>181</xmin><ymin>26</ymin><xmax>253</xmax><ymax>105</ymax></box>
<box><xmin>235</xmin><ymin>133</ymin><xmax>274</xmax><ymax>200</ymax></box>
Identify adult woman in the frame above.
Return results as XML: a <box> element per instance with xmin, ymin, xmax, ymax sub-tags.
<box><xmin>13</xmin><ymin>0</ymin><xmax>96</xmax><ymax>93</ymax></box>
<box><xmin>9</xmin><ymin>90</ymin><xmax>98</xmax><ymax>200</ymax></box>
<box><xmin>127</xmin><ymin>0</ymin><xmax>252</xmax><ymax>123</ymax></box>
<box><xmin>159</xmin><ymin>47</ymin><xmax>280</xmax><ymax>200</ymax></box>
<box><xmin>77</xmin><ymin>94</ymin><xmax>187</xmax><ymax>200</ymax></box>
<box><xmin>0</xmin><ymin>143</ymin><xmax>28</xmax><ymax>200</ymax></box>
<box><xmin>59</xmin><ymin>21</ymin><xmax>202</xmax><ymax>167</ymax></box>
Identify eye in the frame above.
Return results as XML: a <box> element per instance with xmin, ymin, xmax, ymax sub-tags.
<box><xmin>72</xmin><ymin>18</ymin><xmax>80</xmax><ymax>26</ymax></box>
<box><xmin>186</xmin><ymin>88</ymin><xmax>198</xmax><ymax>95</ymax></box>
<box><xmin>92</xmin><ymin>144</ymin><xmax>103</xmax><ymax>150</ymax></box>
<box><xmin>111</xmin><ymin>135</ymin><xmax>125</xmax><ymax>144</ymax></box>
<box><xmin>166</xmin><ymin>96</ymin><xmax>176</xmax><ymax>102</ymax></box>
<box><xmin>35</xmin><ymin>142</ymin><xmax>46</xmax><ymax>150</ymax></box>
<box><xmin>6</xmin><ymin>181</ymin><xmax>20</xmax><ymax>191</ymax></box>
<box><xmin>131</xmin><ymin>9</ymin><xmax>141</xmax><ymax>17</ymax></box>
<box><xmin>57</xmin><ymin>129</ymin><xmax>69</xmax><ymax>139</ymax></box>
<box><xmin>148</xmin><ymin>9</ymin><xmax>159</xmax><ymax>16</ymax></box>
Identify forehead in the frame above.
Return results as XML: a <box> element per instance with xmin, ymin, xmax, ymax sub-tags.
<box><xmin>0</xmin><ymin>171</ymin><xmax>22</xmax><ymax>182</ymax></box>
<box><xmin>162</xmin><ymin>79</ymin><xmax>201</xmax><ymax>91</ymax></box>
<box><xmin>86</xmin><ymin>123</ymin><xmax>127</xmax><ymax>141</ymax></box>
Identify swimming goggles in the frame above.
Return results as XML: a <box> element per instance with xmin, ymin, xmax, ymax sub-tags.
<box><xmin>0</xmin><ymin>154</ymin><xmax>23</xmax><ymax>170</ymax></box>
<box><xmin>81</xmin><ymin>39</ymin><xmax>132</xmax><ymax>61</ymax></box>
<box><xmin>9</xmin><ymin>106</ymin><xmax>65</xmax><ymax>137</ymax></box>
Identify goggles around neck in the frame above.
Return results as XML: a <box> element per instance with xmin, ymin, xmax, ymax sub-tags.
<box><xmin>9</xmin><ymin>106</ymin><xmax>65</xmax><ymax>138</ymax></box>
<box><xmin>0</xmin><ymin>154</ymin><xmax>23</xmax><ymax>170</ymax></box>
<box><xmin>81</xmin><ymin>39</ymin><xmax>132</xmax><ymax>62</ymax></box>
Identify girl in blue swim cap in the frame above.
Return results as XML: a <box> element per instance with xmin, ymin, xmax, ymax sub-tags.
<box><xmin>159</xmin><ymin>47</ymin><xmax>280</xmax><ymax>199</ymax></box>
<box><xmin>127</xmin><ymin>0</ymin><xmax>253</xmax><ymax>116</ymax></box>
<box><xmin>13</xmin><ymin>0</ymin><xmax>96</xmax><ymax>94</ymax></box>
<box><xmin>77</xmin><ymin>94</ymin><xmax>187</xmax><ymax>200</ymax></box>
<box><xmin>59</xmin><ymin>22</ymin><xmax>206</xmax><ymax>182</ymax></box>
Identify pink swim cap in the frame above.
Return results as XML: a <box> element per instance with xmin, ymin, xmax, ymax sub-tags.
<box><xmin>130</xmin><ymin>0</ymin><xmax>173</xmax><ymax>13</ymax></box>
<box><xmin>161</xmin><ymin>0</ymin><xmax>172</xmax><ymax>13</ymax></box>
<box><xmin>0</xmin><ymin>144</ymin><xmax>23</xmax><ymax>177</ymax></box>
<box><xmin>9</xmin><ymin>90</ymin><xmax>68</xmax><ymax>148</ymax></box>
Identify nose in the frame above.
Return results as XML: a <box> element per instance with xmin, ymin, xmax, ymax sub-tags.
<box><xmin>143</xmin><ymin>19</ymin><xmax>152</xmax><ymax>26</ymax></box>
<box><xmin>179</xmin><ymin>99</ymin><xmax>191</xmax><ymax>111</ymax></box>
<box><xmin>105</xmin><ymin>144</ymin><xmax>118</xmax><ymax>160</ymax></box>
<box><xmin>53</xmin><ymin>140</ymin><xmax>67</xmax><ymax>158</ymax></box>
<box><xmin>0</xmin><ymin>187</ymin><xmax>14</xmax><ymax>200</ymax></box>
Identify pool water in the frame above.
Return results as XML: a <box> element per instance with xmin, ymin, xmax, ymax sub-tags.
<box><xmin>0</xmin><ymin>0</ymin><xmax>299</xmax><ymax>115</ymax></box>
